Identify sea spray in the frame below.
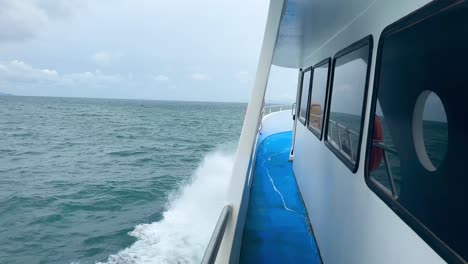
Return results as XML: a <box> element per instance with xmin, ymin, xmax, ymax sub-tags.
<box><xmin>99</xmin><ymin>149</ymin><xmax>235</xmax><ymax>264</ymax></box>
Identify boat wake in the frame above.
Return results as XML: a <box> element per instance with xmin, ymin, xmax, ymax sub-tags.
<box><xmin>98</xmin><ymin>148</ymin><xmax>235</xmax><ymax>264</ymax></box>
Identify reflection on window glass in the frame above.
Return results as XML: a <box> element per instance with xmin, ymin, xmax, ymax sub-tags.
<box><xmin>367</xmin><ymin>2</ymin><xmax>466</xmax><ymax>261</ymax></box>
<box><xmin>298</xmin><ymin>70</ymin><xmax>311</xmax><ymax>124</ymax></box>
<box><xmin>327</xmin><ymin>44</ymin><xmax>369</xmax><ymax>164</ymax></box>
<box><xmin>369</xmin><ymin>102</ymin><xmax>401</xmax><ymax>195</ymax></box>
<box><xmin>308</xmin><ymin>61</ymin><xmax>329</xmax><ymax>138</ymax></box>
<box><xmin>420</xmin><ymin>92</ymin><xmax>448</xmax><ymax>170</ymax></box>
<box><xmin>370</xmin><ymin>96</ymin><xmax>449</xmax><ymax>197</ymax></box>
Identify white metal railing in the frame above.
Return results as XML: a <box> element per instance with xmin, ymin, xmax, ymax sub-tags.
<box><xmin>328</xmin><ymin>118</ymin><xmax>399</xmax><ymax>197</ymax></box>
<box><xmin>374</xmin><ymin>141</ymin><xmax>398</xmax><ymax>198</ymax></box>
<box><xmin>260</xmin><ymin>103</ymin><xmax>295</xmax><ymax>133</ymax></box>
<box><xmin>328</xmin><ymin>119</ymin><xmax>359</xmax><ymax>162</ymax></box>
<box><xmin>262</xmin><ymin>103</ymin><xmax>294</xmax><ymax>116</ymax></box>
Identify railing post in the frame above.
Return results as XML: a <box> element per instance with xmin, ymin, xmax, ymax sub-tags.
<box><xmin>337</xmin><ymin>123</ymin><xmax>342</xmax><ymax>150</ymax></box>
<box><xmin>347</xmin><ymin>129</ymin><xmax>354</xmax><ymax>161</ymax></box>
<box><xmin>382</xmin><ymin>150</ymin><xmax>398</xmax><ymax>198</ymax></box>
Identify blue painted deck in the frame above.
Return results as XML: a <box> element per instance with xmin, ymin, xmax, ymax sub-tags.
<box><xmin>240</xmin><ymin>131</ymin><xmax>322</xmax><ymax>264</ymax></box>
<box><xmin>240</xmin><ymin>132</ymin><xmax>322</xmax><ymax>264</ymax></box>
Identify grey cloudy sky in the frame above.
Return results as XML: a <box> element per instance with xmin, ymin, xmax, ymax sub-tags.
<box><xmin>0</xmin><ymin>0</ymin><xmax>298</xmax><ymax>103</ymax></box>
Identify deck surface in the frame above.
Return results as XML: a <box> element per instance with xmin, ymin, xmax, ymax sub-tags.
<box><xmin>240</xmin><ymin>131</ymin><xmax>322</xmax><ymax>264</ymax></box>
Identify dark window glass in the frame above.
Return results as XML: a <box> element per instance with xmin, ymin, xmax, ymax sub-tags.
<box><xmin>298</xmin><ymin>70</ymin><xmax>311</xmax><ymax>124</ymax></box>
<box><xmin>308</xmin><ymin>60</ymin><xmax>329</xmax><ymax>139</ymax></box>
<box><xmin>367</xmin><ymin>2</ymin><xmax>467</xmax><ymax>262</ymax></box>
<box><xmin>326</xmin><ymin>40</ymin><xmax>370</xmax><ymax>169</ymax></box>
<box><xmin>369</xmin><ymin>102</ymin><xmax>401</xmax><ymax>195</ymax></box>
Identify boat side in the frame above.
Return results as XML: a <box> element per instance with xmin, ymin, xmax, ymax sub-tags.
<box><xmin>205</xmin><ymin>0</ymin><xmax>466</xmax><ymax>263</ymax></box>
<box><xmin>290</xmin><ymin>0</ymin><xmax>462</xmax><ymax>263</ymax></box>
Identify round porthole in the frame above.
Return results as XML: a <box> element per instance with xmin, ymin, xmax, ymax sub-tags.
<box><xmin>412</xmin><ymin>91</ymin><xmax>448</xmax><ymax>171</ymax></box>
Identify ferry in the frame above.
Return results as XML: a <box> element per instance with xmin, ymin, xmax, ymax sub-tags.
<box><xmin>202</xmin><ymin>0</ymin><xmax>467</xmax><ymax>263</ymax></box>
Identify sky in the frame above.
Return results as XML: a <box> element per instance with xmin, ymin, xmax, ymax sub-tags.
<box><xmin>0</xmin><ymin>0</ymin><xmax>298</xmax><ymax>103</ymax></box>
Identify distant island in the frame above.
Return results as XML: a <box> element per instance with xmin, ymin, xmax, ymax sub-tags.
<box><xmin>0</xmin><ymin>92</ymin><xmax>13</xmax><ymax>96</ymax></box>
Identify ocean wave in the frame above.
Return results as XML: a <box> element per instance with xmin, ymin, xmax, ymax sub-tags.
<box><xmin>60</xmin><ymin>202</ymin><xmax>123</xmax><ymax>213</ymax></box>
<box><xmin>133</xmin><ymin>157</ymin><xmax>154</xmax><ymax>164</ymax></box>
<box><xmin>0</xmin><ymin>195</ymin><xmax>58</xmax><ymax>215</ymax></box>
<box><xmin>107</xmin><ymin>150</ymin><xmax>147</xmax><ymax>157</ymax></box>
<box><xmin>97</xmin><ymin>149</ymin><xmax>234</xmax><ymax>264</ymax></box>
<box><xmin>10</xmin><ymin>132</ymin><xmax>34</xmax><ymax>137</ymax></box>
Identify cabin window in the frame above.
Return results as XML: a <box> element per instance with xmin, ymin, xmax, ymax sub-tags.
<box><xmin>366</xmin><ymin>1</ymin><xmax>467</xmax><ymax>262</ymax></box>
<box><xmin>307</xmin><ymin>59</ymin><xmax>330</xmax><ymax>139</ymax></box>
<box><xmin>325</xmin><ymin>37</ymin><xmax>372</xmax><ymax>172</ymax></box>
<box><xmin>298</xmin><ymin>69</ymin><xmax>311</xmax><ymax>125</ymax></box>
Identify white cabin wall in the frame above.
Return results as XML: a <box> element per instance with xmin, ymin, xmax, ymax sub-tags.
<box><xmin>292</xmin><ymin>0</ymin><xmax>446</xmax><ymax>263</ymax></box>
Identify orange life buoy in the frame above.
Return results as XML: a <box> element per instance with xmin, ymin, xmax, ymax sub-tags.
<box><xmin>369</xmin><ymin>116</ymin><xmax>384</xmax><ymax>171</ymax></box>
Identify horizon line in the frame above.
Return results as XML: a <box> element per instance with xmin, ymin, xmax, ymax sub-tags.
<box><xmin>0</xmin><ymin>93</ymin><xmax>292</xmax><ymax>105</ymax></box>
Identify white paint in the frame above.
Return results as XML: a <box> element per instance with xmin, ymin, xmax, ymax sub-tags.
<box><xmin>262</xmin><ymin>150</ymin><xmax>295</xmax><ymax>212</ymax></box>
<box><xmin>213</xmin><ymin>0</ymin><xmax>450</xmax><ymax>263</ymax></box>
<box><xmin>290</xmin><ymin>70</ymin><xmax>303</xmax><ymax>161</ymax></box>
<box><xmin>279</xmin><ymin>0</ymin><xmax>447</xmax><ymax>263</ymax></box>
<box><xmin>258</xmin><ymin>110</ymin><xmax>294</xmax><ymax>144</ymax></box>
<box><xmin>216</xmin><ymin>1</ymin><xmax>285</xmax><ymax>263</ymax></box>
<box><xmin>294</xmin><ymin>123</ymin><xmax>445</xmax><ymax>264</ymax></box>
<box><xmin>413</xmin><ymin>90</ymin><xmax>447</xmax><ymax>172</ymax></box>
<box><xmin>413</xmin><ymin>90</ymin><xmax>436</xmax><ymax>172</ymax></box>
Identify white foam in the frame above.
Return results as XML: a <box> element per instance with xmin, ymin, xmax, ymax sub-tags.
<box><xmin>98</xmin><ymin>149</ymin><xmax>234</xmax><ymax>264</ymax></box>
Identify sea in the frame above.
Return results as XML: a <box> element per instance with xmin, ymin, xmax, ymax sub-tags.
<box><xmin>0</xmin><ymin>96</ymin><xmax>245</xmax><ymax>264</ymax></box>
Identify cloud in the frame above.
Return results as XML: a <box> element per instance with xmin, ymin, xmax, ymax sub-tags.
<box><xmin>0</xmin><ymin>0</ymin><xmax>270</xmax><ymax>101</ymax></box>
<box><xmin>234</xmin><ymin>71</ymin><xmax>251</xmax><ymax>83</ymax></box>
<box><xmin>0</xmin><ymin>1</ymin><xmax>48</xmax><ymax>42</ymax></box>
<box><xmin>190</xmin><ymin>73</ymin><xmax>211</xmax><ymax>81</ymax></box>
<box><xmin>66</xmin><ymin>70</ymin><xmax>122</xmax><ymax>84</ymax></box>
<box><xmin>265</xmin><ymin>92</ymin><xmax>296</xmax><ymax>104</ymax></box>
<box><xmin>37</xmin><ymin>0</ymin><xmax>87</xmax><ymax>19</ymax></box>
<box><xmin>92</xmin><ymin>51</ymin><xmax>121</xmax><ymax>67</ymax></box>
<box><xmin>264</xmin><ymin>65</ymin><xmax>299</xmax><ymax>104</ymax></box>
<box><xmin>0</xmin><ymin>60</ymin><xmax>58</xmax><ymax>82</ymax></box>
<box><xmin>0</xmin><ymin>60</ymin><xmax>121</xmax><ymax>87</ymax></box>
<box><xmin>0</xmin><ymin>0</ymin><xmax>87</xmax><ymax>42</ymax></box>
<box><xmin>152</xmin><ymin>74</ymin><xmax>169</xmax><ymax>81</ymax></box>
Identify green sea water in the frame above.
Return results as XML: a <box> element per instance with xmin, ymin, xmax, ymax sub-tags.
<box><xmin>0</xmin><ymin>96</ymin><xmax>245</xmax><ymax>264</ymax></box>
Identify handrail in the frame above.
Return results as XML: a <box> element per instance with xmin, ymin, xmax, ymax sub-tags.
<box><xmin>263</xmin><ymin>104</ymin><xmax>293</xmax><ymax>116</ymax></box>
<box><xmin>328</xmin><ymin>119</ymin><xmax>359</xmax><ymax>162</ymax></box>
<box><xmin>329</xmin><ymin>118</ymin><xmax>400</xmax><ymax>197</ymax></box>
<box><xmin>374</xmin><ymin>141</ymin><xmax>398</xmax><ymax>155</ymax></box>
<box><xmin>201</xmin><ymin>204</ymin><xmax>233</xmax><ymax>264</ymax></box>
<box><xmin>374</xmin><ymin>142</ymin><xmax>399</xmax><ymax>198</ymax></box>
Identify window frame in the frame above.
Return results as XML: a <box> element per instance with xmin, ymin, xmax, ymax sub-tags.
<box><xmin>364</xmin><ymin>1</ymin><xmax>466</xmax><ymax>263</ymax></box>
<box><xmin>307</xmin><ymin>58</ymin><xmax>331</xmax><ymax>141</ymax></box>
<box><xmin>297</xmin><ymin>67</ymin><xmax>313</xmax><ymax>126</ymax></box>
<box><xmin>324</xmin><ymin>35</ymin><xmax>373</xmax><ymax>173</ymax></box>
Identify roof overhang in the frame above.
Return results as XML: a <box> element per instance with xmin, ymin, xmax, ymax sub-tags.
<box><xmin>272</xmin><ymin>0</ymin><xmax>377</xmax><ymax>69</ymax></box>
